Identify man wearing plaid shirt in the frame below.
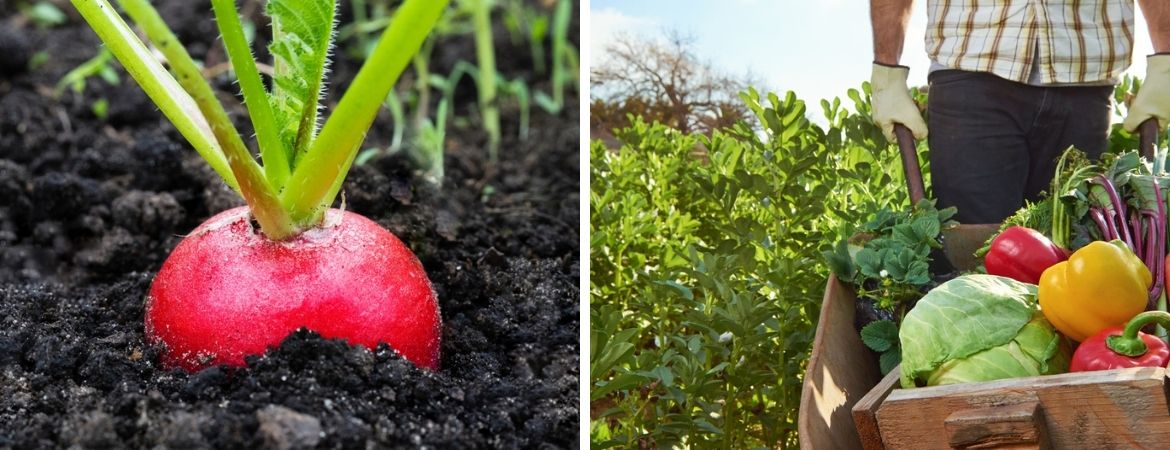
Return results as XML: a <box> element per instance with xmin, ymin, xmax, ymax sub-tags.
<box><xmin>870</xmin><ymin>0</ymin><xmax>1170</xmax><ymax>223</ymax></box>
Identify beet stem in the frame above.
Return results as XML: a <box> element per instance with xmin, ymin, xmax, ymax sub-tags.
<box><xmin>1090</xmin><ymin>208</ymin><xmax>1113</xmax><ymax>240</ymax></box>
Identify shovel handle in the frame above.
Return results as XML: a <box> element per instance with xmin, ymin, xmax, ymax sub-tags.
<box><xmin>1139</xmin><ymin>118</ymin><xmax>1159</xmax><ymax>161</ymax></box>
<box><xmin>894</xmin><ymin>119</ymin><xmax>1162</xmax><ymax>205</ymax></box>
<box><xmin>894</xmin><ymin>124</ymin><xmax>927</xmax><ymax>205</ymax></box>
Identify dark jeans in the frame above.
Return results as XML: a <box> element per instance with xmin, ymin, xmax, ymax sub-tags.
<box><xmin>926</xmin><ymin>70</ymin><xmax>1113</xmax><ymax>224</ymax></box>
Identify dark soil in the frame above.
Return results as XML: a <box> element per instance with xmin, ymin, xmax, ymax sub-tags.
<box><xmin>0</xmin><ymin>1</ymin><xmax>579</xmax><ymax>448</ymax></box>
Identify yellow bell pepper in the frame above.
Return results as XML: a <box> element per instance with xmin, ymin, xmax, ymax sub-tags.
<box><xmin>1038</xmin><ymin>240</ymin><xmax>1151</xmax><ymax>342</ymax></box>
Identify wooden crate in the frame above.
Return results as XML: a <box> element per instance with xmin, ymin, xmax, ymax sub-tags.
<box><xmin>798</xmin><ymin>224</ymin><xmax>1170</xmax><ymax>449</ymax></box>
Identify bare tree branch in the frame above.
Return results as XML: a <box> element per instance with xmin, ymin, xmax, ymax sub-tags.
<box><xmin>591</xmin><ymin>31</ymin><xmax>753</xmax><ymax>135</ymax></box>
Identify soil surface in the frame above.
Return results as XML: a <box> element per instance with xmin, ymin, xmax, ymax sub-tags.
<box><xmin>0</xmin><ymin>1</ymin><xmax>579</xmax><ymax>448</ymax></box>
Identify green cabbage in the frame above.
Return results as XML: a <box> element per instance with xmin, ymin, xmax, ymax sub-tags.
<box><xmin>899</xmin><ymin>274</ymin><xmax>1070</xmax><ymax>388</ymax></box>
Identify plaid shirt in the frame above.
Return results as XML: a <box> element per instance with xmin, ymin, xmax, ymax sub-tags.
<box><xmin>926</xmin><ymin>0</ymin><xmax>1136</xmax><ymax>85</ymax></box>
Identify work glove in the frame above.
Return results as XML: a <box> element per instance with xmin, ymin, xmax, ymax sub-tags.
<box><xmin>1123</xmin><ymin>54</ymin><xmax>1170</xmax><ymax>131</ymax></box>
<box><xmin>870</xmin><ymin>63</ymin><xmax>928</xmax><ymax>142</ymax></box>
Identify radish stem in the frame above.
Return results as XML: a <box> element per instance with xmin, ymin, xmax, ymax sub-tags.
<box><xmin>211</xmin><ymin>0</ymin><xmax>290</xmax><ymax>189</ymax></box>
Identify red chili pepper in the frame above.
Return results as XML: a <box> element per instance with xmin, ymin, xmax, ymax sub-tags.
<box><xmin>1070</xmin><ymin>311</ymin><xmax>1170</xmax><ymax>372</ymax></box>
<box><xmin>984</xmin><ymin>226</ymin><xmax>1068</xmax><ymax>284</ymax></box>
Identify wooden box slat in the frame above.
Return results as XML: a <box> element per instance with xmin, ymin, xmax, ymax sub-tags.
<box><xmin>852</xmin><ymin>367</ymin><xmax>901</xmax><ymax>450</ymax></box>
<box><xmin>876</xmin><ymin>367</ymin><xmax>1170</xmax><ymax>449</ymax></box>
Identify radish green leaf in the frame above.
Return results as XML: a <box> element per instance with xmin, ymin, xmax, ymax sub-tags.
<box><xmin>267</xmin><ymin>0</ymin><xmax>337</xmax><ymax>165</ymax></box>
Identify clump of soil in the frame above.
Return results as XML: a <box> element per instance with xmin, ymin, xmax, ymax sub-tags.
<box><xmin>0</xmin><ymin>1</ymin><xmax>579</xmax><ymax>447</ymax></box>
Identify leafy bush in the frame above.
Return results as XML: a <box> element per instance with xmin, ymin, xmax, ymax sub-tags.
<box><xmin>590</xmin><ymin>86</ymin><xmax>919</xmax><ymax>448</ymax></box>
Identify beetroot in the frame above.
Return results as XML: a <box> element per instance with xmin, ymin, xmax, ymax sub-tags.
<box><xmin>146</xmin><ymin>207</ymin><xmax>441</xmax><ymax>371</ymax></box>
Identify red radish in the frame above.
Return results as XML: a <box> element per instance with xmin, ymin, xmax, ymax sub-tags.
<box><xmin>146</xmin><ymin>207</ymin><xmax>440</xmax><ymax>371</ymax></box>
<box><xmin>74</xmin><ymin>0</ymin><xmax>448</xmax><ymax>371</ymax></box>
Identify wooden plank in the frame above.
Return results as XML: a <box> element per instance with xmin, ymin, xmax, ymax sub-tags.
<box><xmin>876</xmin><ymin>368</ymin><xmax>1170</xmax><ymax>449</ymax></box>
<box><xmin>852</xmin><ymin>366</ymin><xmax>901</xmax><ymax>450</ymax></box>
<box><xmin>798</xmin><ymin>276</ymin><xmax>881</xmax><ymax>450</ymax></box>
<box><xmin>944</xmin><ymin>400</ymin><xmax>1050</xmax><ymax>450</ymax></box>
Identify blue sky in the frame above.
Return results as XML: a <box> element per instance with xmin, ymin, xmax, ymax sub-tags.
<box><xmin>591</xmin><ymin>0</ymin><xmax>1154</xmax><ymax>113</ymax></box>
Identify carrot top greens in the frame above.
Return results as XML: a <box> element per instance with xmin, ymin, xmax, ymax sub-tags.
<box><xmin>71</xmin><ymin>0</ymin><xmax>449</xmax><ymax>239</ymax></box>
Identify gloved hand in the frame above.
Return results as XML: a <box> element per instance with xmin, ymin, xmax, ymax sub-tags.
<box><xmin>871</xmin><ymin>63</ymin><xmax>928</xmax><ymax>142</ymax></box>
<box><xmin>1123</xmin><ymin>54</ymin><xmax>1170</xmax><ymax>131</ymax></box>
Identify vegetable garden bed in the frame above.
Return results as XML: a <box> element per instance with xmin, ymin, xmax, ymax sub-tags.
<box><xmin>0</xmin><ymin>1</ymin><xmax>579</xmax><ymax>447</ymax></box>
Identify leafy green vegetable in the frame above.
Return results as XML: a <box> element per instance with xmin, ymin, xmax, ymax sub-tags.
<box><xmin>899</xmin><ymin>274</ymin><xmax>1070</xmax><ymax>388</ymax></box>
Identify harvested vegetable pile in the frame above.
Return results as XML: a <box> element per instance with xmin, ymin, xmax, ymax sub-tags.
<box><xmin>0</xmin><ymin>1</ymin><xmax>579</xmax><ymax>447</ymax></box>
<box><xmin>831</xmin><ymin>134</ymin><xmax>1170</xmax><ymax>385</ymax></box>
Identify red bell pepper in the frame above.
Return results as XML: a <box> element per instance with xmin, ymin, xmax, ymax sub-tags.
<box><xmin>1070</xmin><ymin>311</ymin><xmax>1170</xmax><ymax>372</ymax></box>
<box><xmin>984</xmin><ymin>226</ymin><xmax>1068</xmax><ymax>284</ymax></box>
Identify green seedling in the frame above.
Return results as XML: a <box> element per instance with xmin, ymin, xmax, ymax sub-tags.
<box><xmin>434</xmin><ymin>61</ymin><xmax>530</xmax><ymax>142</ymax></box>
<box><xmin>462</xmin><ymin>0</ymin><xmax>500</xmax><ymax>162</ymax></box>
<box><xmin>498</xmin><ymin>0</ymin><xmax>575</xmax><ymax>115</ymax></box>
<box><xmin>340</xmin><ymin>0</ymin><xmax>397</xmax><ymax>59</ymax></box>
<box><xmin>55</xmin><ymin>47</ymin><xmax>119</xmax><ymax>95</ymax></box>
<box><xmin>355</xmin><ymin>33</ymin><xmax>448</xmax><ymax>186</ymax></box>
<box><xmin>501</xmin><ymin>0</ymin><xmax>548</xmax><ymax>74</ymax></box>
<box><xmin>534</xmin><ymin>0</ymin><xmax>576</xmax><ymax>114</ymax></box>
<box><xmin>29</xmin><ymin>50</ymin><xmax>51</xmax><ymax>71</ymax></box>
<box><xmin>411</xmin><ymin>98</ymin><xmax>449</xmax><ymax>185</ymax></box>
<box><xmin>356</xmin><ymin>93</ymin><xmax>448</xmax><ymax>187</ymax></box>
<box><xmin>91</xmin><ymin>97</ymin><xmax>109</xmax><ymax>120</ymax></box>
<box><xmin>22</xmin><ymin>1</ymin><xmax>67</xmax><ymax>28</ymax></box>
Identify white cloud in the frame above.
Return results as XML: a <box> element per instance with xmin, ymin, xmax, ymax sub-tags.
<box><xmin>589</xmin><ymin>7</ymin><xmax>659</xmax><ymax>67</ymax></box>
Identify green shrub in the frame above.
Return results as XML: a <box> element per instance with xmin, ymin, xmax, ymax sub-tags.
<box><xmin>590</xmin><ymin>86</ymin><xmax>919</xmax><ymax>448</ymax></box>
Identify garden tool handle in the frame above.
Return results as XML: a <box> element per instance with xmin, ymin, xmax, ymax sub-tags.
<box><xmin>894</xmin><ymin>124</ymin><xmax>927</xmax><ymax>205</ymax></box>
<box><xmin>895</xmin><ymin>120</ymin><xmax>1160</xmax><ymax>205</ymax></box>
<box><xmin>1139</xmin><ymin>118</ymin><xmax>1159</xmax><ymax>161</ymax></box>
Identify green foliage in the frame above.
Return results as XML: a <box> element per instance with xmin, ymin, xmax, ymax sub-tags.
<box><xmin>266</xmin><ymin>0</ymin><xmax>338</xmax><ymax>163</ymax></box>
<box><xmin>348</xmin><ymin>0</ymin><xmax>575</xmax><ymax>179</ymax></box>
<box><xmin>75</xmin><ymin>0</ymin><xmax>446</xmax><ymax>238</ymax></box>
<box><xmin>463</xmin><ymin>0</ymin><xmax>500</xmax><ymax>161</ymax></box>
<box><xmin>23</xmin><ymin>1</ymin><xmax>67</xmax><ymax>28</ymax></box>
<box><xmin>29</xmin><ymin>50</ymin><xmax>51</xmax><ymax>71</ymax></box>
<box><xmin>973</xmin><ymin>198</ymin><xmax>1053</xmax><ymax>260</ymax></box>
<box><xmin>1109</xmin><ymin>75</ymin><xmax>1170</xmax><ymax>155</ymax></box>
<box><xmin>826</xmin><ymin>199</ymin><xmax>956</xmax><ymax>312</ymax></box>
<box><xmin>55</xmin><ymin>47</ymin><xmax>119</xmax><ymax>95</ymax></box>
<box><xmin>91</xmin><ymin>97</ymin><xmax>109</xmax><ymax>120</ymax></box>
<box><xmin>860</xmin><ymin>320</ymin><xmax>901</xmax><ymax>374</ymax></box>
<box><xmin>590</xmin><ymin>86</ymin><xmax>914</xmax><ymax>448</ymax></box>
